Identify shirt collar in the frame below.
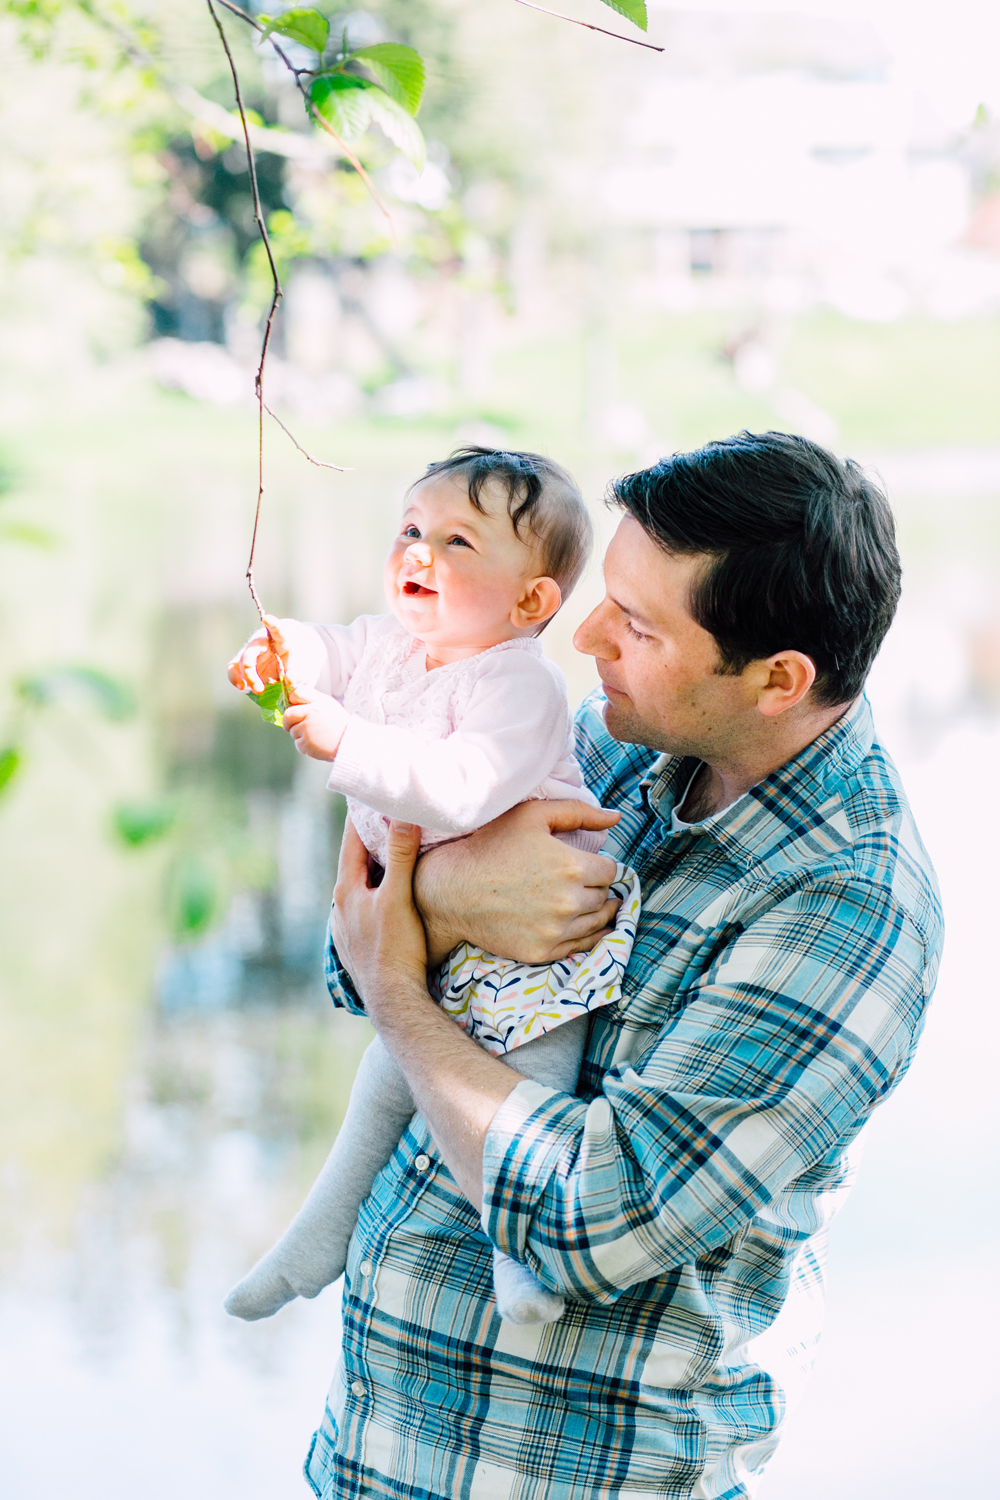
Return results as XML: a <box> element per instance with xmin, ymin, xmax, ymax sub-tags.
<box><xmin>640</xmin><ymin>696</ymin><xmax>875</xmax><ymax>871</ymax></box>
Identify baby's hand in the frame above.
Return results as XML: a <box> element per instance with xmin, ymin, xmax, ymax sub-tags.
<box><xmin>282</xmin><ymin>684</ymin><xmax>349</xmax><ymax>762</ymax></box>
<box><xmin>228</xmin><ymin>614</ymin><xmax>289</xmax><ymax>694</ymax></box>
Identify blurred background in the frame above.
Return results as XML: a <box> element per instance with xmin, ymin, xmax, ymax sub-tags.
<box><xmin>1</xmin><ymin>0</ymin><xmax>998</xmax><ymax>1494</ymax></box>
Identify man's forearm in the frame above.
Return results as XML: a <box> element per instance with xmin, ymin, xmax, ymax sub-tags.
<box><xmin>413</xmin><ymin>841</ymin><xmax>465</xmax><ymax>966</ymax></box>
<box><xmin>368</xmin><ymin>972</ymin><xmax>519</xmax><ymax>1207</ymax></box>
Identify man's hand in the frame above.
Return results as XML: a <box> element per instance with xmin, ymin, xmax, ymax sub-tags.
<box><xmin>227</xmin><ymin>613</ymin><xmax>288</xmax><ymax>693</ymax></box>
<box><xmin>282</xmin><ymin>683</ymin><xmax>349</xmax><ymax>761</ymax></box>
<box><xmin>331</xmin><ymin>818</ymin><xmax>429</xmax><ymax>1003</ymax></box>
<box><xmin>414</xmin><ymin>800</ymin><xmax>623</xmax><ymax>967</ymax></box>
<box><xmin>330</xmin><ymin>816</ymin><xmax>519</xmax><ymax>1210</ymax></box>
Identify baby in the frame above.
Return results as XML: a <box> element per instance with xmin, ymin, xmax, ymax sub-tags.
<box><xmin>224</xmin><ymin>446</ymin><xmax>640</xmax><ymax>1326</ymax></box>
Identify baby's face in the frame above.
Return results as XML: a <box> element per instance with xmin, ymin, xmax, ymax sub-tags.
<box><xmin>384</xmin><ymin>473</ymin><xmax>540</xmax><ymax>655</ymax></box>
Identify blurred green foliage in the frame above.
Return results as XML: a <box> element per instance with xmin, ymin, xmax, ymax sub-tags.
<box><xmin>0</xmin><ymin>746</ymin><xmax>23</xmax><ymax>794</ymax></box>
<box><xmin>170</xmin><ymin>851</ymin><xmax>224</xmax><ymax>938</ymax></box>
<box><xmin>18</xmin><ymin>665</ymin><xmax>136</xmax><ymax>720</ymax></box>
<box><xmin>112</xmin><ymin>798</ymin><xmax>176</xmax><ymax>846</ymax></box>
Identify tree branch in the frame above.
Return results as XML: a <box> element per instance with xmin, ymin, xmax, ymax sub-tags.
<box><xmin>306</xmin><ymin>104</ymin><xmax>397</xmax><ymax>242</ymax></box>
<box><xmin>512</xmin><ymin>0</ymin><xmax>664</xmax><ymax>52</ymax></box>
<box><xmin>205</xmin><ymin>0</ymin><xmax>281</xmax><ymax>621</ymax></box>
<box><xmin>264</xmin><ymin>405</ymin><xmax>354</xmax><ymax>471</ymax></box>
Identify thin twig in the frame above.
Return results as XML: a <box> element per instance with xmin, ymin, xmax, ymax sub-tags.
<box><xmin>215</xmin><ymin>0</ymin><xmax>397</xmax><ymax>237</ymax></box>
<box><xmin>206</xmin><ymin>0</ymin><xmax>282</xmax><ymax>621</ymax></box>
<box><xmin>512</xmin><ymin>0</ymin><xmax>665</xmax><ymax>52</ymax></box>
<box><xmin>306</xmin><ymin>104</ymin><xmax>397</xmax><ymax>241</ymax></box>
<box><xmin>214</xmin><ymin>0</ymin><xmax>261</xmax><ymax>31</ymax></box>
<box><xmin>264</xmin><ymin>404</ymin><xmax>354</xmax><ymax>471</ymax></box>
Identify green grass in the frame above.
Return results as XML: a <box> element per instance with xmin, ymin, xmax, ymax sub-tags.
<box><xmin>783</xmin><ymin>312</ymin><xmax>1000</xmax><ymax>448</ymax></box>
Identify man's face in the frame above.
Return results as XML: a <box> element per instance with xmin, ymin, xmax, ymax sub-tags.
<box><xmin>573</xmin><ymin>515</ymin><xmax>759</xmax><ymax>760</ymax></box>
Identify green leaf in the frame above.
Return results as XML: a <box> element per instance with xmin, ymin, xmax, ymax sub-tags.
<box><xmin>350</xmin><ymin>43</ymin><xmax>425</xmax><ymax>115</ymax></box>
<box><xmin>310</xmin><ymin>73</ymin><xmax>374</xmax><ymax>141</ymax></box>
<box><xmin>365</xmin><ymin>89</ymin><xmax>426</xmax><ymax>169</ymax></box>
<box><xmin>248</xmin><ymin>678</ymin><xmax>289</xmax><ymax>727</ymax></box>
<box><xmin>0</xmin><ymin>746</ymin><xmax>23</xmax><ymax>799</ymax></box>
<box><xmin>113</xmin><ymin>800</ymin><xmax>176</xmax><ymax>848</ymax></box>
<box><xmin>18</xmin><ymin>666</ymin><xmax>135</xmax><ymax>721</ymax></box>
<box><xmin>171</xmin><ymin>855</ymin><xmax>223</xmax><ymax>939</ymax></box>
<box><xmin>259</xmin><ymin>8</ymin><xmax>329</xmax><ymax>54</ymax></box>
<box><xmin>0</xmin><ymin>519</ymin><xmax>56</xmax><ymax>549</ymax></box>
<box><xmin>598</xmin><ymin>0</ymin><xmax>647</xmax><ymax>30</ymax></box>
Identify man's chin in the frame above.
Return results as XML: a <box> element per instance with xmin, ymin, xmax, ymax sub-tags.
<box><xmin>602</xmin><ymin>694</ymin><xmax>642</xmax><ymax>744</ymax></box>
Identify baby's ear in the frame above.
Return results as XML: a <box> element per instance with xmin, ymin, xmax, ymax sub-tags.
<box><xmin>512</xmin><ymin>576</ymin><xmax>562</xmax><ymax>630</ymax></box>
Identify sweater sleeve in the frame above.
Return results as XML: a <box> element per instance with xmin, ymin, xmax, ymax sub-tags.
<box><xmin>269</xmin><ymin>614</ymin><xmax>378</xmax><ymax>699</ymax></box>
<box><xmin>327</xmin><ymin>651</ymin><xmax>574</xmax><ymax>835</ymax></box>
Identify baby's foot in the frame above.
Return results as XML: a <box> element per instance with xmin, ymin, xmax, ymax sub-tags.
<box><xmin>492</xmin><ymin>1250</ymin><xmax>565</xmax><ymax>1326</ymax></box>
<box><xmin>224</xmin><ymin>1237</ymin><xmax>344</xmax><ymax>1321</ymax></box>
<box><xmin>229</xmin><ymin>1260</ymin><xmax>299</xmax><ymax>1320</ymax></box>
<box><xmin>225</xmin><ymin>1253</ymin><xmax>304</xmax><ymax>1321</ymax></box>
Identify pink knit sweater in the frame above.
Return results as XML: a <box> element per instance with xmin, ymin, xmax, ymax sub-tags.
<box><xmin>279</xmin><ymin>613</ymin><xmax>604</xmax><ymax>865</ymax></box>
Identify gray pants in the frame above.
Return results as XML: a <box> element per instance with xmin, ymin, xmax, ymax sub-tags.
<box><xmin>225</xmin><ymin>1017</ymin><xmax>587</xmax><ymax>1324</ymax></box>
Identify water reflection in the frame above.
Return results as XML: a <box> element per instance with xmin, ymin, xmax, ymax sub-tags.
<box><xmin>2</xmin><ymin>999</ymin><xmax>371</xmax><ymax>1499</ymax></box>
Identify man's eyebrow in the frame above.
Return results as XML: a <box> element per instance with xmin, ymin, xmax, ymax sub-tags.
<box><xmin>607</xmin><ymin>592</ymin><xmax>658</xmax><ymax>631</ymax></box>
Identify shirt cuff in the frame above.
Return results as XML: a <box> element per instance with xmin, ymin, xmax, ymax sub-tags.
<box><xmin>323</xmin><ymin>910</ymin><xmax>366</xmax><ymax>1016</ymax></box>
<box><xmin>481</xmin><ymin>1077</ymin><xmax>583</xmax><ymax>1255</ymax></box>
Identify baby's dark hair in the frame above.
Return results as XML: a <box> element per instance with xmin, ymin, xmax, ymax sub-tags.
<box><xmin>417</xmin><ymin>446</ymin><xmax>593</xmax><ymax>599</ymax></box>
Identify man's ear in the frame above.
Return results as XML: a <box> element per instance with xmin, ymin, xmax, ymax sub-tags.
<box><xmin>512</xmin><ymin>576</ymin><xmax>562</xmax><ymax>631</ymax></box>
<box><xmin>757</xmin><ymin>650</ymin><xmax>817</xmax><ymax>718</ymax></box>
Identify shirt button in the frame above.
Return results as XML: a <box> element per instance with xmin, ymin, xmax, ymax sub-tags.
<box><xmin>414</xmin><ymin>1154</ymin><xmax>430</xmax><ymax>1171</ymax></box>
<box><xmin>359</xmin><ymin>1260</ymin><xmax>373</xmax><ymax>1277</ymax></box>
<box><xmin>351</xmin><ymin>1379</ymin><xmax>366</xmax><ymax>1398</ymax></box>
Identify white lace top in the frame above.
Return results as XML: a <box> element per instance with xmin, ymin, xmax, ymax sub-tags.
<box><xmin>279</xmin><ymin>614</ymin><xmax>601</xmax><ymax>865</ymax></box>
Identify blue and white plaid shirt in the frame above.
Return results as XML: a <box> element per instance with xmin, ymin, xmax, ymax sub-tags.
<box><xmin>309</xmin><ymin>693</ymin><xmax>942</xmax><ymax>1500</ymax></box>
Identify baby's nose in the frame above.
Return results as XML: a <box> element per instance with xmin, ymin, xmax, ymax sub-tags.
<box><xmin>405</xmin><ymin>541</ymin><xmax>433</xmax><ymax>567</ymax></box>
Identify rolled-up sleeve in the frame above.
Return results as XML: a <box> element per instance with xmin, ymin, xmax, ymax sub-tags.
<box><xmin>324</xmin><ymin>909</ymin><xmax>366</xmax><ymax>1015</ymax></box>
<box><xmin>482</xmin><ymin>878</ymin><xmax>932</xmax><ymax>1302</ymax></box>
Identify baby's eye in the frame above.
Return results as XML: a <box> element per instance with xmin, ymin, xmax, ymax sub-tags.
<box><xmin>401</xmin><ymin>525</ymin><xmax>421</xmax><ymax>539</ymax></box>
<box><xmin>447</xmin><ymin>534</ymin><xmax>472</xmax><ymax>547</ymax></box>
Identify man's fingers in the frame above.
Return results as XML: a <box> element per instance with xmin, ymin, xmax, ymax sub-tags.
<box><xmin>335</xmin><ymin>818</ymin><xmax>369</xmax><ymax>897</ymax></box>
<box><xmin>382</xmin><ymin>821</ymin><xmax>421</xmax><ymax>892</ymax></box>
<box><xmin>572</xmin><ymin>850</ymin><xmax>620</xmax><ymax>889</ymax></box>
<box><xmin>564</xmin><ymin>897</ymin><xmax>622</xmax><ymax>940</ymax></box>
<box><xmin>550</xmin><ymin>929</ymin><xmax>615</xmax><ymax>960</ymax></box>
<box><xmin>543</xmin><ymin>800</ymin><xmax>621</xmax><ymax>835</ymax></box>
<box><xmin>567</xmin><ymin>885</ymin><xmax>618</xmax><ymax>918</ymax></box>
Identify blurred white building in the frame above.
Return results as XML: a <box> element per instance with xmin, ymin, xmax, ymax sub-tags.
<box><xmin>601</xmin><ymin>11</ymin><xmax>998</xmax><ymax>320</ymax></box>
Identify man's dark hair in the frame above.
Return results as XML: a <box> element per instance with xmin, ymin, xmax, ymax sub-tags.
<box><xmin>612</xmin><ymin>431</ymin><xmax>900</xmax><ymax>706</ymax></box>
<box><xmin>417</xmin><ymin>446</ymin><xmax>592</xmax><ymax>598</ymax></box>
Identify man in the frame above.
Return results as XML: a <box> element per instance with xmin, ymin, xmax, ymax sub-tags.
<box><xmin>306</xmin><ymin>432</ymin><xmax>942</xmax><ymax>1500</ymax></box>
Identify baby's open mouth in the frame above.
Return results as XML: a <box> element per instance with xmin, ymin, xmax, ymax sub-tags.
<box><xmin>403</xmin><ymin>581</ymin><xmax>437</xmax><ymax>596</ymax></box>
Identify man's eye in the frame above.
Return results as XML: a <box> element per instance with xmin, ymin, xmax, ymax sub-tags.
<box><xmin>447</xmin><ymin>535</ymin><xmax>472</xmax><ymax>547</ymax></box>
<box><xmin>626</xmin><ymin>620</ymin><xmax>651</xmax><ymax>643</ymax></box>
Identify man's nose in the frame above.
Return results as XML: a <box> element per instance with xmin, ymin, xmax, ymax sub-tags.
<box><xmin>573</xmin><ymin>600</ymin><xmax>618</xmax><ymax>659</ymax></box>
<box><xmin>405</xmin><ymin>541</ymin><xmax>433</xmax><ymax>568</ymax></box>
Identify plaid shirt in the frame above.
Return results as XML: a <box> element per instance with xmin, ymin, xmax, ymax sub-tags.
<box><xmin>309</xmin><ymin>693</ymin><xmax>942</xmax><ymax>1500</ymax></box>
